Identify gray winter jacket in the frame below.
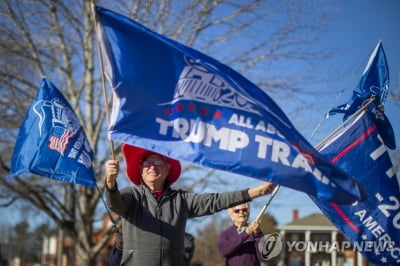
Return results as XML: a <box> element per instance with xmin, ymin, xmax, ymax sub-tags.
<box><xmin>105</xmin><ymin>184</ymin><xmax>250</xmax><ymax>266</ymax></box>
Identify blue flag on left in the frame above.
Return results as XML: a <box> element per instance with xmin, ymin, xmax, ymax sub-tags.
<box><xmin>9</xmin><ymin>78</ymin><xmax>96</xmax><ymax>188</ymax></box>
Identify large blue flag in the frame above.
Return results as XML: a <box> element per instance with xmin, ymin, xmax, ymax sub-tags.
<box><xmin>9</xmin><ymin>78</ymin><xmax>96</xmax><ymax>188</ymax></box>
<box><xmin>95</xmin><ymin>6</ymin><xmax>367</xmax><ymax>204</ymax></box>
<box><xmin>328</xmin><ymin>41</ymin><xmax>395</xmax><ymax>149</ymax></box>
<box><xmin>312</xmin><ymin>111</ymin><xmax>399</xmax><ymax>264</ymax></box>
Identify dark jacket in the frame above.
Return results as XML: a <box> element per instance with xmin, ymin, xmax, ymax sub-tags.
<box><xmin>218</xmin><ymin>224</ymin><xmax>264</xmax><ymax>266</ymax></box>
<box><xmin>106</xmin><ymin>184</ymin><xmax>249</xmax><ymax>266</ymax></box>
<box><xmin>183</xmin><ymin>233</ymin><xmax>195</xmax><ymax>265</ymax></box>
<box><xmin>109</xmin><ymin>244</ymin><xmax>122</xmax><ymax>266</ymax></box>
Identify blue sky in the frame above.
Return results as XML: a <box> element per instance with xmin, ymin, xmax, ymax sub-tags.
<box><xmin>260</xmin><ymin>0</ymin><xmax>400</xmax><ymax>226</ymax></box>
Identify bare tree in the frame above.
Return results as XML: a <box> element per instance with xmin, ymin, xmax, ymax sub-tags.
<box><xmin>259</xmin><ymin>213</ymin><xmax>278</xmax><ymax>234</ymax></box>
<box><xmin>191</xmin><ymin>216</ymin><xmax>228</xmax><ymax>266</ymax></box>
<box><xmin>0</xmin><ymin>0</ymin><xmax>335</xmax><ymax>265</ymax></box>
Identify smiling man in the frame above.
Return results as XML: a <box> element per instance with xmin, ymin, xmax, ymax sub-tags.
<box><xmin>105</xmin><ymin>144</ymin><xmax>275</xmax><ymax>266</ymax></box>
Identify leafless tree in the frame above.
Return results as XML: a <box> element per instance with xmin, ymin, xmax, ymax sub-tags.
<box><xmin>0</xmin><ymin>0</ymin><xmax>335</xmax><ymax>265</ymax></box>
<box><xmin>191</xmin><ymin>216</ymin><xmax>228</xmax><ymax>266</ymax></box>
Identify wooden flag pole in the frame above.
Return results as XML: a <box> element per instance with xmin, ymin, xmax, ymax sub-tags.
<box><xmin>91</xmin><ymin>1</ymin><xmax>116</xmax><ymax>160</ymax></box>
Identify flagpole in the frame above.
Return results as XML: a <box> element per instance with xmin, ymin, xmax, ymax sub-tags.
<box><xmin>255</xmin><ymin>185</ymin><xmax>280</xmax><ymax>223</ymax></box>
<box><xmin>91</xmin><ymin>3</ymin><xmax>123</xmax><ymax>242</ymax></box>
<box><xmin>309</xmin><ymin>88</ymin><xmax>345</xmax><ymax>142</ymax></box>
<box><xmin>309</xmin><ymin>59</ymin><xmax>368</xmax><ymax>143</ymax></box>
<box><xmin>91</xmin><ymin>1</ymin><xmax>116</xmax><ymax>161</ymax></box>
<box><xmin>253</xmin><ymin>96</ymin><xmax>376</xmax><ymax>223</ymax></box>
<box><xmin>314</xmin><ymin>96</ymin><xmax>375</xmax><ymax>150</ymax></box>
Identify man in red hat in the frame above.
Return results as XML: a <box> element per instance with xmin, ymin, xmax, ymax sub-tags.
<box><xmin>105</xmin><ymin>144</ymin><xmax>276</xmax><ymax>266</ymax></box>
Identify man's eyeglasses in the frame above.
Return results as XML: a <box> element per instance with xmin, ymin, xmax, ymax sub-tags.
<box><xmin>233</xmin><ymin>208</ymin><xmax>248</xmax><ymax>214</ymax></box>
<box><xmin>142</xmin><ymin>160</ymin><xmax>164</xmax><ymax>167</ymax></box>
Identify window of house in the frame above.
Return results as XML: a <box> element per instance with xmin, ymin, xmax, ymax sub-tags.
<box><xmin>291</xmin><ymin>233</ymin><xmax>299</xmax><ymax>242</ymax></box>
<box><xmin>337</xmin><ymin>256</ymin><xmax>354</xmax><ymax>266</ymax></box>
<box><xmin>289</xmin><ymin>256</ymin><xmax>301</xmax><ymax>266</ymax></box>
<box><xmin>311</xmin><ymin>233</ymin><xmax>330</xmax><ymax>242</ymax></box>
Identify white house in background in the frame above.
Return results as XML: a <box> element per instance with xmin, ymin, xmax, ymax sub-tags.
<box><xmin>277</xmin><ymin>210</ymin><xmax>369</xmax><ymax>266</ymax></box>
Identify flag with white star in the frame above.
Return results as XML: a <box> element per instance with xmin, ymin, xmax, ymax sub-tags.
<box><xmin>312</xmin><ymin>110</ymin><xmax>399</xmax><ymax>264</ymax></box>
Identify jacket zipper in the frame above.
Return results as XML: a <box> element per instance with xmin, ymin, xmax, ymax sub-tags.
<box><xmin>158</xmin><ymin>199</ymin><xmax>163</xmax><ymax>265</ymax></box>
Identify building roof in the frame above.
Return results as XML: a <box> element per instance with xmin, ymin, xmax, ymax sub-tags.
<box><xmin>286</xmin><ymin>213</ymin><xmax>333</xmax><ymax>226</ymax></box>
<box><xmin>278</xmin><ymin>213</ymin><xmax>337</xmax><ymax>231</ymax></box>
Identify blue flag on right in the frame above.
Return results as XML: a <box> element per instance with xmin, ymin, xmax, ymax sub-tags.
<box><xmin>312</xmin><ymin>42</ymin><xmax>398</xmax><ymax>264</ymax></box>
<box><xmin>328</xmin><ymin>41</ymin><xmax>395</xmax><ymax>149</ymax></box>
<box><xmin>312</xmin><ymin>111</ymin><xmax>399</xmax><ymax>264</ymax></box>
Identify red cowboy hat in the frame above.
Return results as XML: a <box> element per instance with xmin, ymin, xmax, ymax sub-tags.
<box><xmin>122</xmin><ymin>144</ymin><xmax>181</xmax><ymax>185</ymax></box>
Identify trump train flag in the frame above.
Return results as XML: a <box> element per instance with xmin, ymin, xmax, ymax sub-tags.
<box><xmin>328</xmin><ymin>41</ymin><xmax>395</xmax><ymax>150</ymax></box>
<box><xmin>311</xmin><ymin>111</ymin><xmax>399</xmax><ymax>264</ymax></box>
<box><xmin>9</xmin><ymin>78</ymin><xmax>96</xmax><ymax>188</ymax></box>
<box><xmin>95</xmin><ymin>6</ymin><xmax>367</xmax><ymax>204</ymax></box>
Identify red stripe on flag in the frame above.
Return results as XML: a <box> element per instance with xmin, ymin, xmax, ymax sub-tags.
<box><xmin>48</xmin><ymin>130</ymin><xmax>74</xmax><ymax>155</ymax></box>
<box><xmin>327</xmin><ymin>123</ymin><xmax>377</xmax><ymax>233</ymax></box>
<box><xmin>330</xmin><ymin>124</ymin><xmax>377</xmax><ymax>163</ymax></box>
<box><xmin>330</xmin><ymin>202</ymin><xmax>360</xmax><ymax>232</ymax></box>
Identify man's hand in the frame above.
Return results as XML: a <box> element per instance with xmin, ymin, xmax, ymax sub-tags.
<box><xmin>106</xmin><ymin>160</ymin><xmax>119</xmax><ymax>190</ymax></box>
<box><xmin>248</xmin><ymin>182</ymin><xmax>276</xmax><ymax>199</ymax></box>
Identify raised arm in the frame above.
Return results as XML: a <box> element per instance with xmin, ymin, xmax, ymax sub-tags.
<box><xmin>247</xmin><ymin>182</ymin><xmax>276</xmax><ymax>199</ymax></box>
<box><xmin>105</xmin><ymin>160</ymin><xmax>119</xmax><ymax>190</ymax></box>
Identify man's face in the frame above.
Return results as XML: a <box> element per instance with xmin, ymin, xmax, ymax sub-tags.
<box><xmin>140</xmin><ymin>154</ymin><xmax>170</xmax><ymax>187</ymax></box>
